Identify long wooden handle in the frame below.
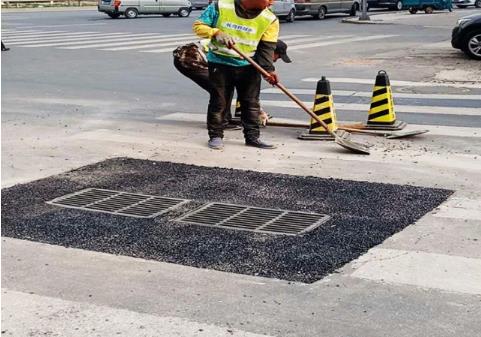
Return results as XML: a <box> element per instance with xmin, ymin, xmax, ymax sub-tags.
<box><xmin>231</xmin><ymin>45</ymin><xmax>334</xmax><ymax>137</ymax></box>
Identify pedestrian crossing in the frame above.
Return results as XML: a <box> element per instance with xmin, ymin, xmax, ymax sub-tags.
<box><xmin>1</xmin><ymin>29</ymin><xmax>397</xmax><ymax>54</ymax></box>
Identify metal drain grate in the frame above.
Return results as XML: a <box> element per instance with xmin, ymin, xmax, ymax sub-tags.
<box><xmin>47</xmin><ymin>188</ymin><xmax>189</xmax><ymax>218</ymax></box>
<box><xmin>176</xmin><ymin>202</ymin><xmax>330</xmax><ymax>236</ymax></box>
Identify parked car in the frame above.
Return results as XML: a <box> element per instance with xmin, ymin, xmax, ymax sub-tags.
<box><xmin>294</xmin><ymin>0</ymin><xmax>361</xmax><ymax>20</ymax></box>
<box><xmin>271</xmin><ymin>0</ymin><xmax>296</xmax><ymax>22</ymax></box>
<box><xmin>367</xmin><ymin>0</ymin><xmax>405</xmax><ymax>10</ymax></box>
<box><xmin>452</xmin><ymin>13</ymin><xmax>481</xmax><ymax>60</ymax></box>
<box><xmin>453</xmin><ymin>0</ymin><xmax>481</xmax><ymax>8</ymax></box>
<box><xmin>98</xmin><ymin>0</ymin><xmax>192</xmax><ymax>18</ymax></box>
<box><xmin>191</xmin><ymin>0</ymin><xmax>209</xmax><ymax>9</ymax></box>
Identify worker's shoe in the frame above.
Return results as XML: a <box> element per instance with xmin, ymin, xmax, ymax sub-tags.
<box><xmin>208</xmin><ymin>137</ymin><xmax>224</xmax><ymax>150</ymax></box>
<box><xmin>245</xmin><ymin>138</ymin><xmax>276</xmax><ymax>149</ymax></box>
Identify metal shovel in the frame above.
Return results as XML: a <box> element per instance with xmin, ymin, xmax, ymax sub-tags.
<box><xmin>339</xmin><ymin>126</ymin><xmax>430</xmax><ymax>139</ymax></box>
<box><xmin>231</xmin><ymin>45</ymin><xmax>371</xmax><ymax>155</ymax></box>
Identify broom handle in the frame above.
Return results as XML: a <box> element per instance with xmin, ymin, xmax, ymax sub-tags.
<box><xmin>231</xmin><ymin>45</ymin><xmax>334</xmax><ymax>137</ymax></box>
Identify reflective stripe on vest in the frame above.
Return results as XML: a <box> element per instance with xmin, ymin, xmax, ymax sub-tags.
<box><xmin>210</xmin><ymin>0</ymin><xmax>276</xmax><ymax>58</ymax></box>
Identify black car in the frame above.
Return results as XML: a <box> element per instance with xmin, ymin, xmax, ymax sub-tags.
<box><xmin>367</xmin><ymin>0</ymin><xmax>404</xmax><ymax>10</ymax></box>
<box><xmin>452</xmin><ymin>13</ymin><xmax>481</xmax><ymax>60</ymax></box>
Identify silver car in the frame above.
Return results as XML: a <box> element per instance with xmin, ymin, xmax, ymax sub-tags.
<box><xmin>98</xmin><ymin>0</ymin><xmax>192</xmax><ymax>19</ymax></box>
<box><xmin>271</xmin><ymin>0</ymin><xmax>296</xmax><ymax>22</ymax></box>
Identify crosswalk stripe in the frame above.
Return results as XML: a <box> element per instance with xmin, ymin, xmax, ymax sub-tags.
<box><xmin>101</xmin><ymin>38</ymin><xmax>197</xmax><ymax>51</ymax></box>
<box><xmin>282</xmin><ymin>35</ymin><xmax>353</xmax><ymax>45</ymax></box>
<box><xmin>303</xmin><ymin>77</ymin><xmax>481</xmax><ymax>89</ymax></box>
<box><xmin>1</xmin><ymin>29</ymin><xmax>42</xmax><ymax>34</ymax></box>
<box><xmin>156</xmin><ymin>113</ymin><xmax>481</xmax><ymax>138</ymax></box>
<box><xmin>4</xmin><ymin>31</ymin><xmax>104</xmax><ymax>42</ymax></box>
<box><xmin>433</xmin><ymin>197</ymin><xmax>481</xmax><ymax>220</ymax></box>
<box><xmin>261</xmin><ymin>88</ymin><xmax>481</xmax><ymax>100</ymax></box>
<box><xmin>2</xmin><ymin>30</ymin><xmax>67</xmax><ymax>38</ymax></box>
<box><xmin>261</xmin><ymin>99</ymin><xmax>481</xmax><ymax>116</ymax></box>
<box><xmin>20</xmin><ymin>34</ymin><xmax>191</xmax><ymax>48</ymax></box>
<box><xmin>288</xmin><ymin>35</ymin><xmax>397</xmax><ymax>51</ymax></box>
<box><xmin>8</xmin><ymin>33</ymin><xmax>133</xmax><ymax>46</ymax></box>
<box><xmin>276</xmin><ymin>34</ymin><xmax>311</xmax><ymax>40</ymax></box>
<box><xmin>350</xmin><ymin>248</ymin><xmax>481</xmax><ymax>295</ymax></box>
<box><xmin>61</xmin><ymin>35</ymin><xmax>197</xmax><ymax>50</ymax></box>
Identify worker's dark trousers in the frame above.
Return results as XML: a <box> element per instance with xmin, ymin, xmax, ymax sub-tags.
<box><xmin>173</xmin><ymin>58</ymin><xmax>233</xmax><ymax>124</ymax></box>
<box><xmin>208</xmin><ymin>62</ymin><xmax>261</xmax><ymax>141</ymax></box>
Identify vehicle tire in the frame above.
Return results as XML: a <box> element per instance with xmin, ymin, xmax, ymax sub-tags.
<box><xmin>456</xmin><ymin>5</ymin><xmax>467</xmax><ymax>8</ymax></box>
<box><xmin>424</xmin><ymin>6</ymin><xmax>433</xmax><ymax>13</ymax></box>
<box><xmin>462</xmin><ymin>29</ymin><xmax>481</xmax><ymax>60</ymax></box>
<box><xmin>124</xmin><ymin>8</ymin><xmax>138</xmax><ymax>19</ymax></box>
<box><xmin>312</xmin><ymin>6</ymin><xmax>326</xmax><ymax>20</ymax></box>
<box><xmin>395</xmin><ymin>0</ymin><xmax>403</xmax><ymax>10</ymax></box>
<box><xmin>286</xmin><ymin>9</ymin><xmax>295</xmax><ymax>22</ymax></box>
<box><xmin>408</xmin><ymin>7</ymin><xmax>417</xmax><ymax>14</ymax></box>
<box><xmin>349</xmin><ymin>2</ymin><xmax>359</xmax><ymax>16</ymax></box>
<box><xmin>162</xmin><ymin>13</ymin><xmax>171</xmax><ymax>17</ymax></box>
<box><xmin>475</xmin><ymin>0</ymin><xmax>481</xmax><ymax>8</ymax></box>
<box><xmin>178</xmin><ymin>7</ymin><xmax>191</xmax><ymax>17</ymax></box>
<box><xmin>108</xmin><ymin>13</ymin><xmax>120</xmax><ymax>19</ymax></box>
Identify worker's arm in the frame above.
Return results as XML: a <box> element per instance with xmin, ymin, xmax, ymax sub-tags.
<box><xmin>255</xmin><ymin>18</ymin><xmax>279</xmax><ymax>84</ymax></box>
<box><xmin>192</xmin><ymin>3</ymin><xmax>220</xmax><ymax>39</ymax></box>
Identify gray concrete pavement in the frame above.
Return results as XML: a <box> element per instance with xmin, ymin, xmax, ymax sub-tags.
<box><xmin>2</xmin><ymin>7</ymin><xmax>481</xmax><ymax>337</ymax></box>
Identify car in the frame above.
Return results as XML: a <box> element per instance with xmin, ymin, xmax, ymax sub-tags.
<box><xmin>367</xmin><ymin>0</ymin><xmax>405</xmax><ymax>10</ymax></box>
<box><xmin>453</xmin><ymin>0</ymin><xmax>481</xmax><ymax>8</ymax></box>
<box><xmin>191</xmin><ymin>0</ymin><xmax>209</xmax><ymax>9</ymax></box>
<box><xmin>293</xmin><ymin>0</ymin><xmax>361</xmax><ymax>20</ymax></box>
<box><xmin>271</xmin><ymin>0</ymin><xmax>296</xmax><ymax>22</ymax></box>
<box><xmin>452</xmin><ymin>13</ymin><xmax>481</xmax><ymax>60</ymax></box>
<box><xmin>98</xmin><ymin>0</ymin><xmax>192</xmax><ymax>19</ymax></box>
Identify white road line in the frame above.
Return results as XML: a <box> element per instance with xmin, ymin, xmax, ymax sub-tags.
<box><xmin>277</xmin><ymin>34</ymin><xmax>311</xmax><ymax>40</ymax></box>
<box><xmin>281</xmin><ymin>35</ymin><xmax>353</xmax><ymax>46</ymax></box>
<box><xmin>21</xmin><ymin>34</ymin><xmax>191</xmax><ymax>48</ymax></box>
<box><xmin>3</xmin><ymin>31</ymin><xmax>103</xmax><ymax>41</ymax></box>
<box><xmin>433</xmin><ymin>197</ymin><xmax>481</xmax><ymax>221</ymax></box>
<box><xmin>156</xmin><ymin>113</ymin><xmax>481</xmax><ymax>138</ymax></box>
<box><xmin>288</xmin><ymin>35</ymin><xmax>397</xmax><ymax>51</ymax></box>
<box><xmin>4</xmin><ymin>32</ymin><xmax>110</xmax><ymax>43</ymax></box>
<box><xmin>303</xmin><ymin>77</ymin><xmax>481</xmax><ymax>89</ymax></box>
<box><xmin>261</xmin><ymin>99</ymin><xmax>481</xmax><ymax>116</ymax></box>
<box><xmin>1</xmin><ymin>29</ymin><xmax>42</xmax><ymax>34</ymax></box>
<box><xmin>350</xmin><ymin>248</ymin><xmax>481</xmax><ymax>295</ymax></box>
<box><xmin>2</xmin><ymin>30</ymin><xmax>67</xmax><ymax>38</ymax></box>
<box><xmin>101</xmin><ymin>38</ymin><xmax>197</xmax><ymax>51</ymax></box>
<box><xmin>261</xmin><ymin>88</ymin><xmax>481</xmax><ymax>100</ymax></box>
<box><xmin>17</xmin><ymin>23</ymin><xmax>107</xmax><ymax>28</ymax></box>
<box><xmin>61</xmin><ymin>35</ymin><xmax>197</xmax><ymax>50</ymax></box>
<box><xmin>8</xmin><ymin>33</ymin><xmax>137</xmax><ymax>46</ymax></box>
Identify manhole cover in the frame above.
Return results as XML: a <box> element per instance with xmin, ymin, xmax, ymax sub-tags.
<box><xmin>176</xmin><ymin>202</ymin><xmax>330</xmax><ymax>236</ymax></box>
<box><xmin>47</xmin><ymin>188</ymin><xmax>189</xmax><ymax>218</ymax></box>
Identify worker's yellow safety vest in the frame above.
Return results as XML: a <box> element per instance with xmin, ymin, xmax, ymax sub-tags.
<box><xmin>210</xmin><ymin>0</ymin><xmax>276</xmax><ymax>58</ymax></box>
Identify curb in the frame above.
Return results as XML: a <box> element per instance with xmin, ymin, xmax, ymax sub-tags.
<box><xmin>341</xmin><ymin>17</ymin><xmax>393</xmax><ymax>25</ymax></box>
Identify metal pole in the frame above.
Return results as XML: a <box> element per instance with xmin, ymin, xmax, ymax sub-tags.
<box><xmin>359</xmin><ymin>0</ymin><xmax>370</xmax><ymax>21</ymax></box>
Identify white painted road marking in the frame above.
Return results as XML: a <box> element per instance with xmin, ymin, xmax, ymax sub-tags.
<box><xmin>350</xmin><ymin>248</ymin><xmax>481</xmax><ymax>295</ymax></box>
<box><xmin>433</xmin><ymin>197</ymin><xmax>481</xmax><ymax>221</ymax></box>
<box><xmin>288</xmin><ymin>35</ymin><xmax>397</xmax><ymax>51</ymax></box>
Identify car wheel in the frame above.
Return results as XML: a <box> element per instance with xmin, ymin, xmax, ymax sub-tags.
<box><xmin>349</xmin><ymin>2</ymin><xmax>359</xmax><ymax>16</ymax></box>
<box><xmin>395</xmin><ymin>0</ymin><xmax>403</xmax><ymax>10</ymax></box>
<box><xmin>313</xmin><ymin>6</ymin><xmax>326</xmax><ymax>20</ymax></box>
<box><xmin>286</xmin><ymin>9</ymin><xmax>295</xmax><ymax>22</ymax></box>
<box><xmin>408</xmin><ymin>7</ymin><xmax>417</xmax><ymax>14</ymax></box>
<box><xmin>424</xmin><ymin>6</ymin><xmax>433</xmax><ymax>13</ymax></box>
<box><xmin>124</xmin><ymin>8</ymin><xmax>138</xmax><ymax>19</ymax></box>
<box><xmin>108</xmin><ymin>13</ymin><xmax>120</xmax><ymax>19</ymax></box>
<box><xmin>463</xmin><ymin>30</ymin><xmax>481</xmax><ymax>60</ymax></box>
<box><xmin>475</xmin><ymin>0</ymin><xmax>481</xmax><ymax>8</ymax></box>
<box><xmin>178</xmin><ymin>7</ymin><xmax>191</xmax><ymax>17</ymax></box>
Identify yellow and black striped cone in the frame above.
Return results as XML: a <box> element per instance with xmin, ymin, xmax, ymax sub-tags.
<box><xmin>299</xmin><ymin>76</ymin><xmax>338</xmax><ymax>140</ymax></box>
<box><xmin>363</xmin><ymin>70</ymin><xmax>406</xmax><ymax>130</ymax></box>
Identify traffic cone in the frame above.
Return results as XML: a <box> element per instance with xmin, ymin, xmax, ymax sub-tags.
<box><xmin>363</xmin><ymin>70</ymin><xmax>406</xmax><ymax>130</ymax></box>
<box><xmin>299</xmin><ymin>76</ymin><xmax>338</xmax><ymax>140</ymax></box>
<box><xmin>234</xmin><ymin>99</ymin><xmax>242</xmax><ymax>120</ymax></box>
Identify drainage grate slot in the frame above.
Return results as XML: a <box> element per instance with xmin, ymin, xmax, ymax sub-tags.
<box><xmin>47</xmin><ymin>188</ymin><xmax>189</xmax><ymax>218</ymax></box>
<box><xmin>176</xmin><ymin>202</ymin><xmax>330</xmax><ymax>236</ymax></box>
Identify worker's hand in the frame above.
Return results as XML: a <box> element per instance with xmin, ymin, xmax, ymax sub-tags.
<box><xmin>259</xmin><ymin>110</ymin><xmax>269</xmax><ymax>126</ymax></box>
<box><xmin>264</xmin><ymin>71</ymin><xmax>279</xmax><ymax>85</ymax></box>
<box><xmin>214</xmin><ymin>32</ymin><xmax>235</xmax><ymax>48</ymax></box>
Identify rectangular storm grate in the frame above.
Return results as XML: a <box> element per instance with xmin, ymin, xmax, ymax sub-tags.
<box><xmin>176</xmin><ymin>202</ymin><xmax>330</xmax><ymax>236</ymax></box>
<box><xmin>47</xmin><ymin>188</ymin><xmax>189</xmax><ymax>218</ymax></box>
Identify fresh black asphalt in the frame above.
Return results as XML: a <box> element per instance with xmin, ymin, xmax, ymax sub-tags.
<box><xmin>1</xmin><ymin>158</ymin><xmax>452</xmax><ymax>283</ymax></box>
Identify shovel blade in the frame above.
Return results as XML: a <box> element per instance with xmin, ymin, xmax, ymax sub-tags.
<box><xmin>386</xmin><ymin>129</ymin><xmax>429</xmax><ymax>139</ymax></box>
<box><xmin>334</xmin><ymin>137</ymin><xmax>371</xmax><ymax>155</ymax></box>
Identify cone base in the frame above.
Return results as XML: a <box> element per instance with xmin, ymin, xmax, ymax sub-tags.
<box><xmin>363</xmin><ymin>120</ymin><xmax>407</xmax><ymax>131</ymax></box>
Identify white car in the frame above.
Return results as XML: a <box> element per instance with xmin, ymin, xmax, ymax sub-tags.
<box><xmin>271</xmin><ymin>0</ymin><xmax>296</xmax><ymax>22</ymax></box>
<box><xmin>453</xmin><ymin>0</ymin><xmax>481</xmax><ymax>8</ymax></box>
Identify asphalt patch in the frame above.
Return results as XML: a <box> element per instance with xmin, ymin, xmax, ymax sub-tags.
<box><xmin>1</xmin><ymin>158</ymin><xmax>452</xmax><ymax>283</ymax></box>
